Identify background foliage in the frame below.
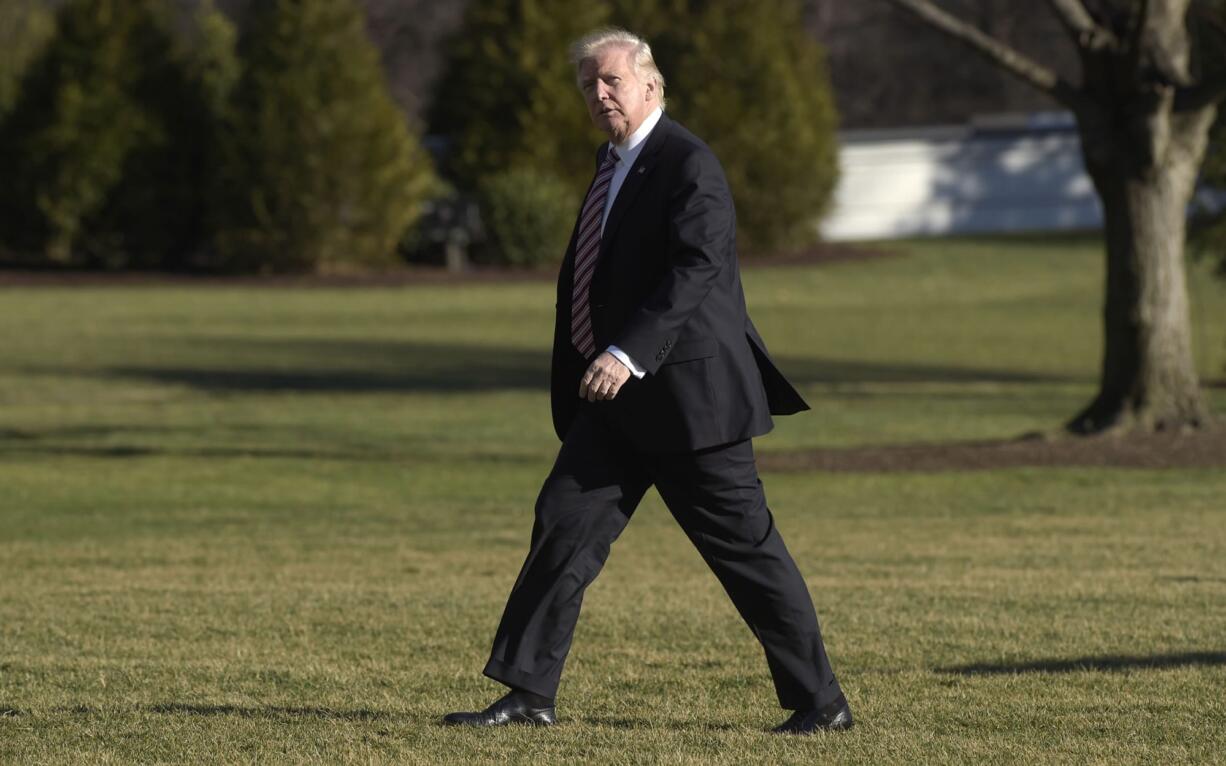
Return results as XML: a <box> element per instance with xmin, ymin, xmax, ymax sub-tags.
<box><xmin>655</xmin><ymin>0</ymin><xmax>839</xmax><ymax>254</ymax></box>
<box><xmin>0</xmin><ymin>0</ymin><xmax>836</xmax><ymax>271</ymax></box>
<box><xmin>428</xmin><ymin>0</ymin><xmax>840</xmax><ymax>263</ymax></box>
<box><xmin>0</xmin><ymin>0</ymin><xmax>54</xmax><ymax>118</ymax></box>
<box><xmin>428</xmin><ymin>0</ymin><xmax>611</xmax><ymax>195</ymax></box>
<box><xmin>214</xmin><ymin>0</ymin><xmax>434</xmax><ymax>273</ymax></box>
<box><xmin>477</xmin><ymin>167</ymin><xmax>579</xmax><ymax>268</ymax></box>
<box><xmin>0</xmin><ymin>0</ymin><xmax>434</xmax><ymax>273</ymax></box>
<box><xmin>0</xmin><ymin>0</ymin><xmax>180</xmax><ymax>265</ymax></box>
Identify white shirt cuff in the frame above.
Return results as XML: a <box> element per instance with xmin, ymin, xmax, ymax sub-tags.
<box><xmin>606</xmin><ymin>345</ymin><xmax>646</xmax><ymax>378</ymax></box>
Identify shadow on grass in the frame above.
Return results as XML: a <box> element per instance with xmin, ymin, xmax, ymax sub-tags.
<box><xmin>1157</xmin><ymin>575</ymin><xmax>1226</xmax><ymax>583</ymax></box>
<box><xmin>103</xmin><ymin>339</ymin><xmax>549</xmax><ymax>393</ymax></box>
<box><xmin>940</xmin><ymin>650</ymin><xmax>1226</xmax><ymax>675</ymax></box>
<box><xmin>144</xmin><ymin>703</ymin><xmax>390</xmax><ymax>721</ymax></box>
<box><xmin>760</xmin><ymin>428</ymin><xmax>1226</xmax><ymax>472</ymax></box>
<box><xmin>83</xmin><ymin>337</ymin><xmax>1073</xmax><ymax>394</ymax></box>
<box><xmin>578</xmin><ymin>715</ymin><xmax>740</xmax><ymax>732</ymax></box>
<box><xmin>774</xmin><ymin>355</ymin><xmax>1074</xmax><ymax>386</ymax></box>
<box><xmin>0</xmin><ymin>421</ymin><xmax>546</xmax><ymax>463</ymax></box>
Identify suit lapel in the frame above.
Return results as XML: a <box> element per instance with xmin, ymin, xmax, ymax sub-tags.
<box><xmin>598</xmin><ymin>114</ymin><xmax>672</xmax><ymax>260</ymax></box>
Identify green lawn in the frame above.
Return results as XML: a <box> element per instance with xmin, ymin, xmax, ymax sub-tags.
<box><xmin>2</xmin><ymin>237</ymin><xmax>1225</xmax><ymax>764</ymax></box>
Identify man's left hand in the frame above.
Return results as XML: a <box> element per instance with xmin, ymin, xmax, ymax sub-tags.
<box><xmin>579</xmin><ymin>351</ymin><xmax>631</xmax><ymax>402</ymax></box>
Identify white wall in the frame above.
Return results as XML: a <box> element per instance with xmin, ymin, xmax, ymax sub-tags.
<box><xmin>821</xmin><ymin>114</ymin><xmax>1103</xmax><ymax>241</ymax></box>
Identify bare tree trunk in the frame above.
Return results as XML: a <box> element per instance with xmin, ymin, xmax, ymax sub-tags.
<box><xmin>878</xmin><ymin>0</ymin><xmax>1221</xmax><ymax>434</ymax></box>
<box><xmin>1071</xmin><ymin>104</ymin><xmax>1214</xmax><ymax>432</ymax></box>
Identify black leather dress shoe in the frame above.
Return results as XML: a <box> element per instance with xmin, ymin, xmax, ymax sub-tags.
<box><xmin>442</xmin><ymin>691</ymin><xmax>557</xmax><ymax>727</ymax></box>
<box><xmin>771</xmin><ymin>695</ymin><xmax>854</xmax><ymax>734</ymax></box>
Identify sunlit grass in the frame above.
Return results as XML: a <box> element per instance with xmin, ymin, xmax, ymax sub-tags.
<box><xmin>1</xmin><ymin>236</ymin><xmax>1224</xmax><ymax>763</ymax></box>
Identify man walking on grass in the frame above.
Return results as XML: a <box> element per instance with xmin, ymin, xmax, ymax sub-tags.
<box><xmin>443</xmin><ymin>27</ymin><xmax>852</xmax><ymax>735</ymax></box>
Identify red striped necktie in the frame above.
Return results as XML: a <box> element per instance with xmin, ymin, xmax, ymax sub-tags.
<box><xmin>570</xmin><ymin>147</ymin><xmax>620</xmax><ymax>358</ymax></box>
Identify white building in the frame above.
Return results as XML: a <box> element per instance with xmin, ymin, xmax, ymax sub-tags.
<box><xmin>821</xmin><ymin>112</ymin><xmax>1103</xmax><ymax>241</ymax></box>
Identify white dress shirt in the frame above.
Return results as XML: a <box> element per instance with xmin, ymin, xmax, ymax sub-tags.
<box><xmin>601</xmin><ymin>105</ymin><xmax>664</xmax><ymax>379</ymax></box>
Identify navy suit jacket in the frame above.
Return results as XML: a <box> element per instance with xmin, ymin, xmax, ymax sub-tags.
<box><xmin>551</xmin><ymin>113</ymin><xmax>808</xmax><ymax>453</ymax></box>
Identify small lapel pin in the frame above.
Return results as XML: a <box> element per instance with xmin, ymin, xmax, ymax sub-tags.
<box><xmin>637</xmin><ymin>166</ymin><xmax>646</xmax><ymax>174</ymax></box>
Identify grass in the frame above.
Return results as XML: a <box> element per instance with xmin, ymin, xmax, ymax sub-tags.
<box><xmin>1</xmin><ymin>235</ymin><xmax>1225</xmax><ymax>764</ymax></box>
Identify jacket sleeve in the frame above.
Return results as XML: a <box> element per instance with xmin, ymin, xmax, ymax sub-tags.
<box><xmin>612</xmin><ymin>148</ymin><xmax>731</xmax><ymax>375</ymax></box>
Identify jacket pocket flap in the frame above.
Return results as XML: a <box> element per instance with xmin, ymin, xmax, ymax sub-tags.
<box><xmin>661</xmin><ymin>338</ymin><xmax>718</xmax><ymax>364</ymax></box>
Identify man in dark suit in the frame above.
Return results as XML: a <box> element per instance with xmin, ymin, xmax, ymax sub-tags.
<box><xmin>443</xmin><ymin>28</ymin><xmax>851</xmax><ymax>735</ymax></box>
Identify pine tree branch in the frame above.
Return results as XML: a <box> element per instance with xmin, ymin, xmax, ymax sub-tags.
<box><xmin>880</xmin><ymin>0</ymin><xmax>1082</xmax><ymax>108</ymax></box>
<box><xmin>1043</xmin><ymin>0</ymin><xmax>1118</xmax><ymax>51</ymax></box>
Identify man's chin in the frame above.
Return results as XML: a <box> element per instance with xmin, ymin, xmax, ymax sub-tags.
<box><xmin>595</xmin><ymin>117</ymin><xmax>626</xmax><ymax>140</ymax></box>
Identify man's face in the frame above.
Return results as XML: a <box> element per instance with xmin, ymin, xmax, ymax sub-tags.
<box><xmin>579</xmin><ymin>45</ymin><xmax>655</xmax><ymax>144</ymax></box>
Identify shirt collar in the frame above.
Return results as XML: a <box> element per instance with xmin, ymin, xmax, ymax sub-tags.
<box><xmin>611</xmin><ymin>106</ymin><xmax>663</xmax><ymax>163</ymax></box>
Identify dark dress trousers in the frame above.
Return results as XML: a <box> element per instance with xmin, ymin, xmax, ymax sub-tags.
<box><xmin>483</xmin><ymin>114</ymin><xmax>844</xmax><ymax>711</ymax></box>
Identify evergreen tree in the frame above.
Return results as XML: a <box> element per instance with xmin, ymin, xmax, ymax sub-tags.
<box><xmin>429</xmin><ymin>0</ymin><xmax>611</xmax><ymax>194</ymax></box>
<box><xmin>648</xmin><ymin>0</ymin><xmax>839</xmax><ymax>255</ymax></box>
<box><xmin>86</xmin><ymin>0</ymin><xmax>240</xmax><ymax>269</ymax></box>
<box><xmin>0</xmin><ymin>0</ymin><xmax>166</xmax><ymax>264</ymax></box>
<box><xmin>216</xmin><ymin>0</ymin><xmax>433</xmax><ymax>273</ymax></box>
<box><xmin>430</xmin><ymin>0</ymin><xmax>838</xmax><ymax>257</ymax></box>
<box><xmin>0</xmin><ymin>0</ymin><xmax>234</xmax><ymax>268</ymax></box>
<box><xmin>0</xmin><ymin>0</ymin><xmax>55</xmax><ymax>119</ymax></box>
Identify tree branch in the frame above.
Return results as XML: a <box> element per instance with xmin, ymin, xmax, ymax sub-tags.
<box><xmin>1043</xmin><ymin>0</ymin><xmax>1118</xmax><ymax>51</ymax></box>
<box><xmin>1124</xmin><ymin>0</ymin><xmax>1153</xmax><ymax>80</ymax></box>
<box><xmin>1174</xmin><ymin>76</ymin><xmax>1226</xmax><ymax>110</ymax></box>
<box><xmin>1167</xmin><ymin>1</ymin><xmax>1226</xmax><ymax>109</ymax></box>
<box><xmin>881</xmin><ymin>0</ymin><xmax>1082</xmax><ymax>108</ymax></box>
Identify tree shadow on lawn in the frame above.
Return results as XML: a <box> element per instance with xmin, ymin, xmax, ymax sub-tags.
<box><xmin>0</xmin><ymin>423</ymin><xmax>543</xmax><ymax>464</ymax></box>
<box><xmin>760</xmin><ymin>428</ymin><xmax>1226</xmax><ymax>472</ymax></box>
<box><xmin>103</xmin><ymin>339</ymin><xmax>550</xmax><ymax>393</ymax></box>
<box><xmin>576</xmin><ymin>714</ymin><xmax>740</xmax><ymax>732</ymax></box>
<box><xmin>45</xmin><ymin>703</ymin><xmax>395</xmax><ymax>722</ymax></box>
<box><xmin>774</xmin><ymin>355</ymin><xmax>1074</xmax><ymax>386</ymax></box>
<box><xmin>142</xmin><ymin>703</ymin><xmax>391</xmax><ymax>721</ymax></box>
<box><xmin>940</xmin><ymin>650</ymin><xmax>1226</xmax><ymax>675</ymax></box>
<box><xmin>91</xmin><ymin>337</ymin><xmax>1072</xmax><ymax>394</ymax></box>
<box><xmin>142</xmin><ymin>705</ymin><xmax>742</xmax><ymax>731</ymax></box>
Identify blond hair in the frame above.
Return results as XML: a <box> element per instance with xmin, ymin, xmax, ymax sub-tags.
<box><xmin>569</xmin><ymin>27</ymin><xmax>666</xmax><ymax>108</ymax></box>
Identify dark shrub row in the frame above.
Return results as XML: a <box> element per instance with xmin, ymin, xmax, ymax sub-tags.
<box><xmin>0</xmin><ymin>0</ymin><xmax>432</xmax><ymax>273</ymax></box>
<box><xmin>0</xmin><ymin>0</ymin><xmax>837</xmax><ymax>272</ymax></box>
<box><xmin>430</xmin><ymin>0</ymin><xmax>840</xmax><ymax>262</ymax></box>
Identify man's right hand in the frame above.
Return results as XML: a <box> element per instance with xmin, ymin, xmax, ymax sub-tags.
<box><xmin>578</xmin><ymin>352</ymin><xmax>632</xmax><ymax>402</ymax></box>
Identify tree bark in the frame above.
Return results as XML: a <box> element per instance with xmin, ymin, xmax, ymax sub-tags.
<box><xmin>1070</xmin><ymin>102</ymin><xmax>1214</xmax><ymax>432</ymax></box>
<box><xmin>880</xmin><ymin>0</ymin><xmax>1218</xmax><ymax>434</ymax></box>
